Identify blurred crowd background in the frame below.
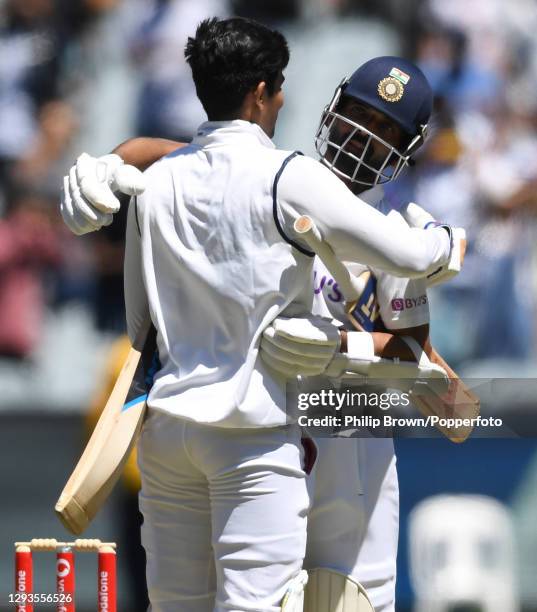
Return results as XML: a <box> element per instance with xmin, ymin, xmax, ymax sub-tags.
<box><xmin>1</xmin><ymin>0</ymin><xmax>537</xmax><ymax>610</ymax></box>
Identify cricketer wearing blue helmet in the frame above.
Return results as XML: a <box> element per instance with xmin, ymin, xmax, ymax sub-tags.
<box><xmin>315</xmin><ymin>56</ymin><xmax>433</xmax><ymax>191</ymax></box>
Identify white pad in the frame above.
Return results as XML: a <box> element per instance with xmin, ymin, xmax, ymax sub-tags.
<box><xmin>281</xmin><ymin>570</ymin><xmax>308</xmax><ymax>611</ymax></box>
<box><xmin>304</xmin><ymin>568</ymin><xmax>374</xmax><ymax>612</ymax></box>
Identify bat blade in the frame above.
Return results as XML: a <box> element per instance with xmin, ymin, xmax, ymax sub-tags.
<box><xmin>294</xmin><ymin>215</ymin><xmax>480</xmax><ymax>443</ymax></box>
<box><xmin>55</xmin><ymin>317</ymin><xmax>155</xmax><ymax>534</ymax></box>
<box><xmin>410</xmin><ymin>377</ymin><xmax>480</xmax><ymax>443</ymax></box>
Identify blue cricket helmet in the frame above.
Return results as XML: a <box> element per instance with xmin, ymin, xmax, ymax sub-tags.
<box><xmin>315</xmin><ymin>56</ymin><xmax>434</xmax><ymax>188</ymax></box>
<box><xmin>344</xmin><ymin>56</ymin><xmax>433</xmax><ymax>138</ymax></box>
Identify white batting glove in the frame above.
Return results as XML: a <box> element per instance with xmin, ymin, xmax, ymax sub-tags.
<box><xmin>60</xmin><ymin>153</ymin><xmax>146</xmax><ymax>235</ymax></box>
<box><xmin>260</xmin><ymin>316</ymin><xmax>341</xmax><ymax>377</ymax></box>
<box><xmin>402</xmin><ymin>202</ymin><xmax>466</xmax><ymax>287</ymax></box>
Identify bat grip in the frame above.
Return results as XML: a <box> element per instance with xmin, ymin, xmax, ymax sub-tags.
<box><xmin>293</xmin><ymin>215</ymin><xmax>362</xmax><ymax>300</ymax></box>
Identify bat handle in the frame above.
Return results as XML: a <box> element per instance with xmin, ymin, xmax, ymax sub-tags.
<box><xmin>293</xmin><ymin>215</ymin><xmax>362</xmax><ymax>300</ymax></box>
<box><xmin>294</xmin><ymin>215</ymin><xmax>317</xmax><ymax>236</ymax></box>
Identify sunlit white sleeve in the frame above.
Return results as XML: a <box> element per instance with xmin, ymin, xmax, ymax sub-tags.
<box><xmin>276</xmin><ymin>155</ymin><xmax>450</xmax><ymax>278</ymax></box>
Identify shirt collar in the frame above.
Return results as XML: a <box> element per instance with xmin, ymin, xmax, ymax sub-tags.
<box><xmin>192</xmin><ymin>119</ymin><xmax>276</xmax><ymax>149</ymax></box>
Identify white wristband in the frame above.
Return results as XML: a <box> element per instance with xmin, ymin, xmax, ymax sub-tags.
<box><xmin>346</xmin><ymin>331</ymin><xmax>375</xmax><ymax>360</ymax></box>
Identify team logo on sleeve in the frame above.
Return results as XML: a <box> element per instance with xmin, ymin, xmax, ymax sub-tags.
<box><xmin>346</xmin><ymin>271</ymin><xmax>380</xmax><ymax>331</ymax></box>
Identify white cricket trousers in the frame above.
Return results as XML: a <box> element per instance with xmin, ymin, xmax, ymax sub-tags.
<box><xmin>138</xmin><ymin>410</ymin><xmax>310</xmax><ymax>612</ymax></box>
<box><xmin>305</xmin><ymin>438</ymin><xmax>399</xmax><ymax>612</ymax></box>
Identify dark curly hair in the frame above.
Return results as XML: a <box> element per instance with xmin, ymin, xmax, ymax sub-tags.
<box><xmin>185</xmin><ymin>17</ymin><xmax>289</xmax><ymax>120</ymax></box>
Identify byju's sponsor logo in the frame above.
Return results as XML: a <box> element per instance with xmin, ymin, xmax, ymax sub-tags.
<box><xmin>391</xmin><ymin>295</ymin><xmax>427</xmax><ymax>311</ymax></box>
<box><xmin>313</xmin><ymin>271</ymin><xmax>343</xmax><ymax>303</ymax></box>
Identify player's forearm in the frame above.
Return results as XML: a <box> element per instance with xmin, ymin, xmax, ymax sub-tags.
<box><xmin>342</xmin><ymin>329</ymin><xmax>421</xmax><ymax>362</ymax></box>
<box><xmin>370</xmin><ymin>332</ymin><xmax>418</xmax><ymax>361</ymax></box>
<box><xmin>112</xmin><ymin>138</ymin><xmax>186</xmax><ymax>171</ymax></box>
<box><xmin>395</xmin><ymin>330</ymin><xmax>457</xmax><ymax>376</ymax></box>
<box><xmin>370</xmin><ymin>322</ymin><xmax>430</xmax><ymax>361</ymax></box>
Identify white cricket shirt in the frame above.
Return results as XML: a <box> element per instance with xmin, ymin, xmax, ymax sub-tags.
<box><xmin>125</xmin><ymin>120</ymin><xmax>449</xmax><ymax>427</ymax></box>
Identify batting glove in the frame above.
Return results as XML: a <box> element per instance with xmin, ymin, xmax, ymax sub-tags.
<box><xmin>260</xmin><ymin>316</ymin><xmax>341</xmax><ymax>377</ymax></box>
<box><xmin>60</xmin><ymin>153</ymin><xmax>146</xmax><ymax>235</ymax></box>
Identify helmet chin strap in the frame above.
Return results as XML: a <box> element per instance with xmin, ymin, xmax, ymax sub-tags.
<box><xmin>405</xmin><ymin>124</ymin><xmax>428</xmax><ymax>157</ymax></box>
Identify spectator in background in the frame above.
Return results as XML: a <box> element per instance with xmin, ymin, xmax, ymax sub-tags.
<box><xmin>0</xmin><ymin>0</ymin><xmax>126</xmax><ymax>332</ymax></box>
<box><xmin>230</xmin><ymin>0</ymin><xmax>300</xmax><ymax>24</ymax></box>
<box><xmin>0</xmin><ymin>0</ymin><xmax>121</xmax><ymax>200</ymax></box>
<box><xmin>390</xmin><ymin>17</ymin><xmax>537</xmax><ymax>366</ymax></box>
<box><xmin>131</xmin><ymin>0</ymin><xmax>229</xmax><ymax>141</ymax></box>
<box><xmin>11</xmin><ymin>99</ymin><xmax>79</xmax><ymax>194</ymax></box>
<box><xmin>0</xmin><ymin>186</ymin><xmax>60</xmax><ymax>359</ymax></box>
<box><xmin>468</xmin><ymin>101</ymin><xmax>537</xmax><ymax>362</ymax></box>
<box><xmin>384</xmin><ymin>97</ymin><xmax>482</xmax><ymax>366</ymax></box>
<box><xmin>415</xmin><ymin>24</ymin><xmax>504</xmax><ymax>114</ymax></box>
<box><xmin>0</xmin><ymin>0</ymin><xmax>64</xmax><ymax>177</ymax></box>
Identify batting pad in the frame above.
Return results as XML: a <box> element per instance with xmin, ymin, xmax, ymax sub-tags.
<box><xmin>304</xmin><ymin>568</ymin><xmax>375</xmax><ymax>612</ymax></box>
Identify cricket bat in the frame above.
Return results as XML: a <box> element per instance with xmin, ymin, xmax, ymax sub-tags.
<box><xmin>294</xmin><ymin>215</ymin><xmax>480</xmax><ymax>443</ymax></box>
<box><xmin>55</xmin><ymin>316</ymin><xmax>156</xmax><ymax>534</ymax></box>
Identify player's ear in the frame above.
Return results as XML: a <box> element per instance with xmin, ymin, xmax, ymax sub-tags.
<box><xmin>253</xmin><ymin>81</ymin><xmax>267</xmax><ymax>110</ymax></box>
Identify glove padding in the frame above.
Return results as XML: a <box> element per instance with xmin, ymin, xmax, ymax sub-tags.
<box><xmin>402</xmin><ymin>202</ymin><xmax>466</xmax><ymax>287</ymax></box>
<box><xmin>260</xmin><ymin>316</ymin><xmax>341</xmax><ymax>377</ymax></box>
<box><xmin>60</xmin><ymin>153</ymin><xmax>146</xmax><ymax>235</ymax></box>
